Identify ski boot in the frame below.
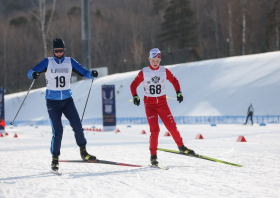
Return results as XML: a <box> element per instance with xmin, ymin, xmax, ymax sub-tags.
<box><xmin>178</xmin><ymin>145</ymin><xmax>195</xmax><ymax>156</ymax></box>
<box><xmin>150</xmin><ymin>155</ymin><xmax>158</xmax><ymax>166</ymax></box>
<box><xmin>80</xmin><ymin>147</ymin><xmax>96</xmax><ymax>161</ymax></box>
<box><xmin>51</xmin><ymin>156</ymin><xmax>59</xmax><ymax>171</ymax></box>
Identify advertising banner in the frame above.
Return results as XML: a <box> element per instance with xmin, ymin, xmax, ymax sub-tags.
<box><xmin>102</xmin><ymin>85</ymin><xmax>116</xmax><ymax>131</ymax></box>
<box><xmin>0</xmin><ymin>87</ymin><xmax>5</xmax><ymax>133</ymax></box>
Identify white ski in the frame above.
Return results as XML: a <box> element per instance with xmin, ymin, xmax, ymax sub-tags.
<box><xmin>50</xmin><ymin>170</ymin><xmax>62</xmax><ymax>175</ymax></box>
<box><xmin>149</xmin><ymin>165</ymin><xmax>169</xmax><ymax>170</ymax></box>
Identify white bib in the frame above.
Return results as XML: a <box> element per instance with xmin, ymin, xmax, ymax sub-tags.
<box><xmin>142</xmin><ymin>66</ymin><xmax>166</xmax><ymax>97</ymax></box>
<box><xmin>45</xmin><ymin>57</ymin><xmax>72</xmax><ymax>90</ymax></box>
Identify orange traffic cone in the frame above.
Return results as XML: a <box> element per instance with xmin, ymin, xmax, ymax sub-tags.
<box><xmin>195</xmin><ymin>134</ymin><xmax>204</xmax><ymax>139</ymax></box>
<box><xmin>14</xmin><ymin>133</ymin><xmax>18</xmax><ymax>138</ymax></box>
<box><xmin>164</xmin><ymin>132</ymin><xmax>171</xmax><ymax>136</ymax></box>
<box><xmin>141</xmin><ymin>130</ymin><xmax>146</xmax><ymax>134</ymax></box>
<box><xmin>237</xmin><ymin>135</ymin><xmax>246</xmax><ymax>142</ymax></box>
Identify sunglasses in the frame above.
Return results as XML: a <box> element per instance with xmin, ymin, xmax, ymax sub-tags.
<box><xmin>53</xmin><ymin>49</ymin><xmax>65</xmax><ymax>53</ymax></box>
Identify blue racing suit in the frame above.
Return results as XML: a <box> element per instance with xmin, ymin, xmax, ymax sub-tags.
<box><xmin>28</xmin><ymin>55</ymin><xmax>93</xmax><ymax>156</ymax></box>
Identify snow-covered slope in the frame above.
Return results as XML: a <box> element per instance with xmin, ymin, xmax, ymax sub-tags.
<box><xmin>4</xmin><ymin>51</ymin><xmax>280</xmax><ymax>121</ymax></box>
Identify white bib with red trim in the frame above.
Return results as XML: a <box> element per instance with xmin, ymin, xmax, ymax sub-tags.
<box><xmin>142</xmin><ymin>66</ymin><xmax>166</xmax><ymax>97</ymax></box>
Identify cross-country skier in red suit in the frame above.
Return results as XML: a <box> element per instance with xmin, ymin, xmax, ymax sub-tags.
<box><xmin>130</xmin><ymin>48</ymin><xmax>196</xmax><ymax>166</ymax></box>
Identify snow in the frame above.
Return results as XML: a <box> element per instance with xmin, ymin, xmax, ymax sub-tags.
<box><xmin>1</xmin><ymin>52</ymin><xmax>280</xmax><ymax>197</ymax></box>
<box><xmin>4</xmin><ymin>51</ymin><xmax>280</xmax><ymax>122</ymax></box>
<box><xmin>0</xmin><ymin>124</ymin><xmax>280</xmax><ymax>197</ymax></box>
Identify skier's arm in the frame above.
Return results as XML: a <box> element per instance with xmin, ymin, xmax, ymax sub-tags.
<box><xmin>166</xmin><ymin>68</ymin><xmax>180</xmax><ymax>92</ymax></box>
<box><xmin>71</xmin><ymin>58</ymin><xmax>93</xmax><ymax>79</ymax></box>
<box><xmin>130</xmin><ymin>70</ymin><xmax>144</xmax><ymax>96</ymax></box>
<box><xmin>27</xmin><ymin>58</ymin><xmax>48</xmax><ymax>79</ymax></box>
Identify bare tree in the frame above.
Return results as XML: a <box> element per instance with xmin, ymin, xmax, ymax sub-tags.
<box><xmin>242</xmin><ymin>0</ymin><xmax>246</xmax><ymax>55</ymax></box>
<box><xmin>275</xmin><ymin>0</ymin><xmax>280</xmax><ymax>50</ymax></box>
<box><xmin>193</xmin><ymin>0</ymin><xmax>203</xmax><ymax>50</ymax></box>
<box><xmin>205</xmin><ymin>0</ymin><xmax>220</xmax><ymax>50</ymax></box>
<box><xmin>37</xmin><ymin>0</ymin><xmax>56</xmax><ymax>57</ymax></box>
<box><xmin>228</xmin><ymin>0</ymin><xmax>235</xmax><ymax>55</ymax></box>
<box><xmin>0</xmin><ymin>24</ymin><xmax>8</xmax><ymax>89</ymax></box>
<box><xmin>130</xmin><ymin>38</ymin><xmax>143</xmax><ymax>67</ymax></box>
<box><xmin>130</xmin><ymin>15</ymin><xmax>144</xmax><ymax>68</ymax></box>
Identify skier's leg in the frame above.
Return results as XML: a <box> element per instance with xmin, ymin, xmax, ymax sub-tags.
<box><xmin>250</xmin><ymin>113</ymin><xmax>253</xmax><ymax>125</ymax></box>
<box><xmin>158</xmin><ymin>102</ymin><xmax>183</xmax><ymax>147</ymax></box>
<box><xmin>47</xmin><ymin>99</ymin><xmax>63</xmax><ymax>156</ymax></box>
<box><xmin>145</xmin><ymin>103</ymin><xmax>160</xmax><ymax>156</ymax></box>
<box><xmin>245</xmin><ymin>114</ymin><xmax>249</xmax><ymax>124</ymax></box>
<box><xmin>62</xmin><ymin>97</ymin><xmax>87</xmax><ymax>148</ymax></box>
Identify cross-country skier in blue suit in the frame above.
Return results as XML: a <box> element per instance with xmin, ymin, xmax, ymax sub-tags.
<box><xmin>27</xmin><ymin>38</ymin><xmax>98</xmax><ymax>172</ymax></box>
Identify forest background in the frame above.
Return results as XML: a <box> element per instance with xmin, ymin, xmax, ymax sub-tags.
<box><xmin>0</xmin><ymin>0</ymin><xmax>279</xmax><ymax>93</ymax></box>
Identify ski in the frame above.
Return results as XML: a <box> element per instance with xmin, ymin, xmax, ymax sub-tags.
<box><xmin>157</xmin><ymin>148</ymin><xmax>242</xmax><ymax>167</ymax></box>
<box><xmin>60</xmin><ymin>159</ymin><xmax>169</xmax><ymax>170</ymax></box>
<box><xmin>149</xmin><ymin>165</ymin><xmax>169</xmax><ymax>170</ymax></box>
<box><xmin>59</xmin><ymin>159</ymin><xmax>143</xmax><ymax>168</ymax></box>
<box><xmin>50</xmin><ymin>170</ymin><xmax>62</xmax><ymax>175</ymax></box>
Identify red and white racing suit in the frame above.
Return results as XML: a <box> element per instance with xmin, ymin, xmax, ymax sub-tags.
<box><xmin>130</xmin><ymin>65</ymin><xmax>184</xmax><ymax>155</ymax></box>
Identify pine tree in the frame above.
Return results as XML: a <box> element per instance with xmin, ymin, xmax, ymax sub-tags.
<box><xmin>152</xmin><ymin>0</ymin><xmax>167</xmax><ymax>15</ymax></box>
<box><xmin>159</xmin><ymin>0</ymin><xmax>198</xmax><ymax>49</ymax></box>
<box><xmin>265</xmin><ymin>0</ymin><xmax>280</xmax><ymax>51</ymax></box>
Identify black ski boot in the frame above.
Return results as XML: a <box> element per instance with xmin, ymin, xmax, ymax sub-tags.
<box><xmin>178</xmin><ymin>145</ymin><xmax>195</xmax><ymax>156</ymax></box>
<box><xmin>80</xmin><ymin>147</ymin><xmax>96</xmax><ymax>161</ymax></box>
<box><xmin>150</xmin><ymin>155</ymin><xmax>158</xmax><ymax>166</ymax></box>
<box><xmin>51</xmin><ymin>156</ymin><xmax>59</xmax><ymax>171</ymax></box>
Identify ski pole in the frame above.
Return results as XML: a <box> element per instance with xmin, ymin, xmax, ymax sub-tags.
<box><xmin>81</xmin><ymin>78</ymin><xmax>94</xmax><ymax>123</ymax></box>
<box><xmin>10</xmin><ymin>79</ymin><xmax>36</xmax><ymax>125</ymax></box>
<box><xmin>129</xmin><ymin>96</ymin><xmax>176</xmax><ymax>102</ymax></box>
<box><xmin>166</xmin><ymin>96</ymin><xmax>176</xmax><ymax>100</ymax></box>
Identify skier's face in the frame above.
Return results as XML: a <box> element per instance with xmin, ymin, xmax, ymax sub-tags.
<box><xmin>149</xmin><ymin>58</ymin><xmax>161</xmax><ymax>68</ymax></box>
<box><xmin>53</xmin><ymin>48</ymin><xmax>65</xmax><ymax>58</ymax></box>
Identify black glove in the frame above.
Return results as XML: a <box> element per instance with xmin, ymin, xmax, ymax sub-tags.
<box><xmin>91</xmin><ymin>70</ymin><xmax>98</xmax><ymax>77</ymax></box>
<box><xmin>32</xmin><ymin>72</ymin><xmax>40</xmax><ymax>79</ymax></box>
<box><xmin>176</xmin><ymin>90</ymin><xmax>183</xmax><ymax>103</ymax></box>
<box><xmin>133</xmin><ymin>94</ymin><xmax>140</xmax><ymax>106</ymax></box>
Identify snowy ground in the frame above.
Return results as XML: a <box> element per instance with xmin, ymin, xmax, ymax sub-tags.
<box><xmin>0</xmin><ymin>124</ymin><xmax>279</xmax><ymax>198</ymax></box>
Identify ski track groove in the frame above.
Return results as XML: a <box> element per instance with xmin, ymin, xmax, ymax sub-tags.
<box><xmin>80</xmin><ymin>163</ymin><xmax>99</xmax><ymax>197</ymax></box>
<box><xmin>0</xmin><ymin>167</ymin><xmax>21</xmax><ymax>198</ymax></box>
<box><xmin>78</xmin><ymin>163</ymin><xmax>104</xmax><ymax>198</ymax></box>
<box><xmin>0</xmin><ymin>168</ymin><xmax>9</xmax><ymax>198</ymax></box>
<box><xmin>85</xmin><ymin>164</ymin><xmax>125</xmax><ymax>197</ymax></box>
<box><xmin>79</xmin><ymin>164</ymin><xmax>98</xmax><ymax>198</ymax></box>
<box><xmin>47</xmin><ymin>168</ymin><xmax>75</xmax><ymax>198</ymax></box>
<box><xmin>66</xmin><ymin>149</ymin><xmax>98</xmax><ymax>197</ymax></box>
<box><xmin>104</xmin><ymin>167</ymin><xmax>147</xmax><ymax>198</ymax></box>
<box><xmin>216</xmin><ymin>147</ymin><xmax>236</xmax><ymax>157</ymax></box>
<box><xmin>84</xmin><ymin>161</ymin><xmax>153</xmax><ymax>198</ymax></box>
<box><xmin>188</xmin><ymin>180</ymin><xmax>226</xmax><ymax>198</ymax></box>
<box><xmin>55</xmin><ymin>174</ymin><xmax>72</xmax><ymax>198</ymax></box>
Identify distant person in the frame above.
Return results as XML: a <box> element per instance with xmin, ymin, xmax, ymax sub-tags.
<box><xmin>130</xmin><ymin>48</ymin><xmax>196</xmax><ymax>166</ymax></box>
<box><xmin>27</xmin><ymin>38</ymin><xmax>98</xmax><ymax>172</ymax></box>
<box><xmin>244</xmin><ymin>104</ymin><xmax>254</xmax><ymax>125</ymax></box>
